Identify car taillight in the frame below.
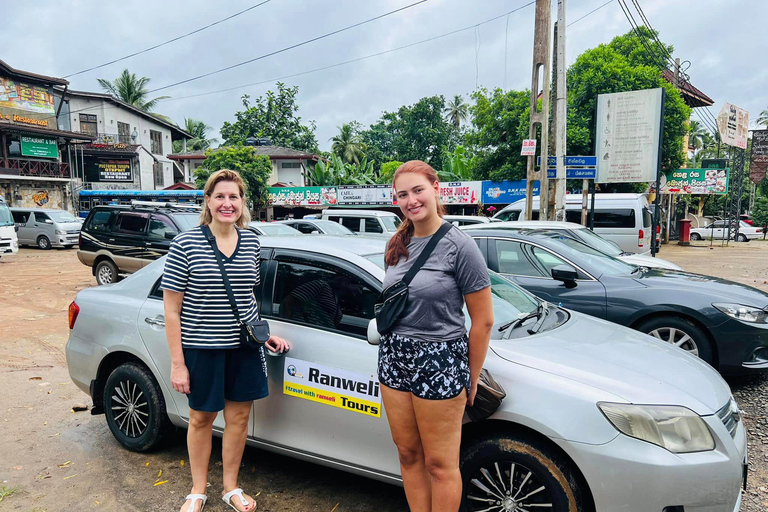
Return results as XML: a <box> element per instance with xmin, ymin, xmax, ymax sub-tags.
<box><xmin>656</xmin><ymin>225</ymin><xmax>661</xmax><ymax>240</ymax></box>
<box><xmin>638</xmin><ymin>229</ymin><xmax>644</xmax><ymax>247</ymax></box>
<box><xmin>68</xmin><ymin>301</ymin><xmax>80</xmax><ymax>329</ymax></box>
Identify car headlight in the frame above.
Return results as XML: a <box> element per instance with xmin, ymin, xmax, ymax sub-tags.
<box><xmin>598</xmin><ymin>402</ymin><xmax>715</xmax><ymax>453</ymax></box>
<box><xmin>713</xmin><ymin>302</ymin><xmax>768</xmax><ymax>324</ymax></box>
<box><xmin>56</xmin><ymin>229</ymin><xmax>67</xmax><ymax>235</ymax></box>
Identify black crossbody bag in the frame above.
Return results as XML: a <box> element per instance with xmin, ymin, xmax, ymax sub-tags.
<box><xmin>202</xmin><ymin>225</ymin><xmax>270</xmax><ymax>348</ymax></box>
<box><xmin>374</xmin><ymin>222</ymin><xmax>453</xmax><ymax>335</ymax></box>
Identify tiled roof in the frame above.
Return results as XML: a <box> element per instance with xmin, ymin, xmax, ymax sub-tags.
<box><xmin>662</xmin><ymin>69</ymin><xmax>714</xmax><ymax>108</ymax></box>
<box><xmin>0</xmin><ymin>59</ymin><xmax>68</xmax><ymax>86</ymax></box>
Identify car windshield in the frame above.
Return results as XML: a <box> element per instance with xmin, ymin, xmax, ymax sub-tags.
<box><xmin>569</xmin><ymin>228</ymin><xmax>623</xmax><ymax>256</ymax></box>
<box><xmin>0</xmin><ymin>203</ymin><xmax>12</xmax><ymax>227</ymax></box>
<box><xmin>547</xmin><ymin>237</ymin><xmax>637</xmax><ymax>276</ymax></box>
<box><xmin>46</xmin><ymin>211</ymin><xmax>79</xmax><ymax>223</ymax></box>
<box><xmin>315</xmin><ymin>220</ymin><xmax>354</xmax><ymax>235</ymax></box>
<box><xmin>255</xmin><ymin>223</ymin><xmax>300</xmax><ymax>235</ymax></box>
<box><xmin>381</xmin><ymin>216</ymin><xmax>402</xmax><ymax>232</ymax></box>
<box><xmin>172</xmin><ymin>213</ymin><xmax>201</xmax><ymax>232</ymax></box>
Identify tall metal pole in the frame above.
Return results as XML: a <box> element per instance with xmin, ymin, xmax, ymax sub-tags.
<box><xmin>651</xmin><ymin>88</ymin><xmax>666</xmax><ymax>257</ymax></box>
<box><xmin>525</xmin><ymin>0</ymin><xmax>552</xmax><ymax>221</ymax></box>
<box><xmin>554</xmin><ymin>0</ymin><xmax>567</xmax><ymax>222</ymax></box>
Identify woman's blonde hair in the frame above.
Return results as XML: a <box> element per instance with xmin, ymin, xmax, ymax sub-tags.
<box><xmin>200</xmin><ymin>169</ymin><xmax>251</xmax><ymax>228</ymax></box>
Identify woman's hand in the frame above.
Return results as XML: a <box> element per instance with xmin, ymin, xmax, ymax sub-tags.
<box><xmin>265</xmin><ymin>335</ymin><xmax>290</xmax><ymax>354</ymax></box>
<box><xmin>171</xmin><ymin>363</ymin><xmax>190</xmax><ymax>394</ymax></box>
<box><xmin>468</xmin><ymin>380</ymin><xmax>478</xmax><ymax>407</ymax></box>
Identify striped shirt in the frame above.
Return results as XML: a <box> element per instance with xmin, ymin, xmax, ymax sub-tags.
<box><xmin>161</xmin><ymin>226</ymin><xmax>260</xmax><ymax>349</ymax></box>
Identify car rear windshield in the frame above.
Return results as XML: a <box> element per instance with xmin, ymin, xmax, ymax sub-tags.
<box><xmin>593</xmin><ymin>209</ymin><xmax>636</xmax><ymax>228</ymax></box>
<box><xmin>172</xmin><ymin>213</ymin><xmax>201</xmax><ymax>232</ymax></box>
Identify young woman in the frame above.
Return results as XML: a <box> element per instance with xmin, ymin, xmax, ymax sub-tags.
<box><xmin>380</xmin><ymin>160</ymin><xmax>494</xmax><ymax>511</ymax></box>
<box><xmin>162</xmin><ymin>169</ymin><xmax>290</xmax><ymax>512</ymax></box>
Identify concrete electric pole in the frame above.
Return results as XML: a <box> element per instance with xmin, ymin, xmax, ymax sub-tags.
<box><xmin>553</xmin><ymin>0</ymin><xmax>567</xmax><ymax>222</ymax></box>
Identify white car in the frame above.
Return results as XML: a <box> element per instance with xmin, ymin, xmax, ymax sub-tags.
<box><xmin>443</xmin><ymin>214</ymin><xmax>499</xmax><ymax>227</ymax></box>
<box><xmin>465</xmin><ymin>220</ymin><xmax>682</xmax><ymax>270</ymax></box>
<box><xmin>690</xmin><ymin>220</ymin><xmax>764</xmax><ymax>242</ymax></box>
<box><xmin>248</xmin><ymin>221</ymin><xmax>302</xmax><ymax>236</ymax></box>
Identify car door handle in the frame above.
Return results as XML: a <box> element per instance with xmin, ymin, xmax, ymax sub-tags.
<box><xmin>144</xmin><ymin>316</ymin><xmax>165</xmax><ymax>327</ymax></box>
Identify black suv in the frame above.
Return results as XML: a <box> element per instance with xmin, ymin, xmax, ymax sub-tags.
<box><xmin>77</xmin><ymin>203</ymin><xmax>200</xmax><ymax>285</ymax></box>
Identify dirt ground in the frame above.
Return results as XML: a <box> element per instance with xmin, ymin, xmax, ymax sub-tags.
<box><xmin>1</xmin><ymin>242</ymin><xmax>767</xmax><ymax>511</ymax></box>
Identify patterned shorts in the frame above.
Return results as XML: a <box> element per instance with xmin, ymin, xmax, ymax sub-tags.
<box><xmin>378</xmin><ymin>333</ymin><xmax>470</xmax><ymax>400</ymax></box>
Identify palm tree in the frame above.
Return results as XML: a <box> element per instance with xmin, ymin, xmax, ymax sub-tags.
<box><xmin>757</xmin><ymin>107</ymin><xmax>768</xmax><ymax>128</ymax></box>
<box><xmin>443</xmin><ymin>94</ymin><xmax>469</xmax><ymax>129</ymax></box>
<box><xmin>688</xmin><ymin>120</ymin><xmax>708</xmax><ymax>152</ymax></box>
<box><xmin>173</xmin><ymin>118</ymin><xmax>218</xmax><ymax>153</ymax></box>
<box><xmin>97</xmin><ymin>69</ymin><xmax>170</xmax><ymax>112</ymax></box>
<box><xmin>330</xmin><ymin>123</ymin><xmax>365</xmax><ymax>165</ymax></box>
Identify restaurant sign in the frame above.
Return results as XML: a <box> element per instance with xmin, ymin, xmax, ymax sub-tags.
<box><xmin>268</xmin><ymin>186</ymin><xmax>338</xmax><ymax>206</ymax></box>
<box><xmin>661</xmin><ymin>168</ymin><xmax>729</xmax><ymax>195</ymax></box>
<box><xmin>439</xmin><ymin>182</ymin><xmax>482</xmax><ymax>205</ymax></box>
<box><xmin>0</xmin><ymin>76</ymin><xmax>55</xmax><ymax>128</ymax></box>
<box><xmin>84</xmin><ymin>157</ymin><xmax>133</xmax><ymax>183</ymax></box>
<box><xmin>338</xmin><ymin>185</ymin><xmax>393</xmax><ymax>205</ymax></box>
<box><xmin>20</xmin><ymin>135</ymin><xmax>57</xmax><ymax>158</ymax></box>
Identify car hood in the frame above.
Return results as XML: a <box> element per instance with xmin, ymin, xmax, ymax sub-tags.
<box><xmin>491</xmin><ymin>311</ymin><xmax>731</xmax><ymax>415</ymax></box>
<box><xmin>60</xmin><ymin>222</ymin><xmax>82</xmax><ymax>231</ymax></box>
<box><xmin>619</xmin><ymin>253</ymin><xmax>681</xmax><ymax>270</ymax></box>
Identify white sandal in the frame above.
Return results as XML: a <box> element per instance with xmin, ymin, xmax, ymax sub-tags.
<box><xmin>182</xmin><ymin>494</ymin><xmax>207</xmax><ymax>512</ymax></box>
<box><xmin>222</xmin><ymin>488</ymin><xmax>255</xmax><ymax>511</ymax></box>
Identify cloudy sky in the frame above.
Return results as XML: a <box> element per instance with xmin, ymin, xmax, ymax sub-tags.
<box><xmin>5</xmin><ymin>0</ymin><xmax>767</xmax><ymax>150</ymax></box>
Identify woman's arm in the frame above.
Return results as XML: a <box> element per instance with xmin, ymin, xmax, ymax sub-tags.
<box><xmin>465</xmin><ymin>286</ymin><xmax>494</xmax><ymax>406</ymax></box>
<box><xmin>163</xmin><ymin>289</ymin><xmax>190</xmax><ymax>394</ymax></box>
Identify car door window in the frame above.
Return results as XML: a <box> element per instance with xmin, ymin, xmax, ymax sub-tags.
<box><xmin>528</xmin><ymin>245</ymin><xmax>569</xmax><ymax>275</ymax></box>
<box><xmin>495</xmin><ymin>240</ymin><xmax>543</xmax><ymax>277</ymax></box>
<box><xmin>364</xmin><ymin>218</ymin><xmax>383</xmax><ymax>233</ymax></box>
<box><xmin>12</xmin><ymin>211</ymin><xmax>29</xmax><ymax>225</ymax></box>
<box><xmin>294</xmin><ymin>223</ymin><xmax>316</xmax><ymax>234</ymax></box>
<box><xmin>86</xmin><ymin>210</ymin><xmax>113</xmax><ymax>232</ymax></box>
<box><xmin>34</xmin><ymin>212</ymin><xmax>51</xmax><ymax>224</ymax></box>
<box><xmin>147</xmin><ymin>214</ymin><xmax>178</xmax><ymax>239</ymax></box>
<box><xmin>115</xmin><ymin>212</ymin><xmax>149</xmax><ymax>234</ymax></box>
<box><xmin>593</xmin><ymin>209</ymin><xmax>635</xmax><ymax>228</ymax></box>
<box><xmin>339</xmin><ymin>217</ymin><xmax>362</xmax><ymax>232</ymax></box>
<box><xmin>272</xmin><ymin>260</ymin><xmax>377</xmax><ymax>336</ymax></box>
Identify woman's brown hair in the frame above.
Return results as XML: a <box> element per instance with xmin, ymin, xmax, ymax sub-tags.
<box><xmin>200</xmin><ymin>169</ymin><xmax>251</xmax><ymax>229</ymax></box>
<box><xmin>384</xmin><ymin>160</ymin><xmax>444</xmax><ymax>267</ymax></box>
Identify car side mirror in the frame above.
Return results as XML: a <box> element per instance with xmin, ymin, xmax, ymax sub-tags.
<box><xmin>14</xmin><ymin>225</ymin><xmax>19</xmax><ymax>232</ymax></box>
<box><xmin>164</xmin><ymin>231</ymin><xmax>178</xmax><ymax>240</ymax></box>
<box><xmin>551</xmin><ymin>264</ymin><xmax>578</xmax><ymax>288</ymax></box>
<box><xmin>367</xmin><ymin>318</ymin><xmax>381</xmax><ymax>346</ymax></box>
<box><xmin>44</xmin><ymin>219</ymin><xmax>53</xmax><ymax>224</ymax></box>
<box><xmin>311</xmin><ymin>230</ymin><xmax>320</xmax><ymax>234</ymax></box>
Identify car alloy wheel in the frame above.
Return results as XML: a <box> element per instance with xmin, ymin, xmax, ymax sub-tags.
<box><xmin>110</xmin><ymin>379</ymin><xmax>150</xmax><ymax>438</ymax></box>
<box><xmin>37</xmin><ymin>235</ymin><xmax>50</xmax><ymax>250</ymax></box>
<box><xmin>95</xmin><ymin>260</ymin><xmax>119</xmax><ymax>286</ymax></box>
<box><xmin>648</xmin><ymin>327</ymin><xmax>699</xmax><ymax>356</ymax></box>
<box><xmin>466</xmin><ymin>461</ymin><xmax>553</xmax><ymax>511</ymax></box>
<box><xmin>690</xmin><ymin>233</ymin><xmax>701</xmax><ymax>241</ymax></box>
<box><xmin>737</xmin><ymin>234</ymin><xmax>748</xmax><ymax>242</ymax></box>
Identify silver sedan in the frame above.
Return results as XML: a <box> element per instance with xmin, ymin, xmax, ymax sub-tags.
<box><xmin>66</xmin><ymin>236</ymin><xmax>746</xmax><ymax>511</ymax></box>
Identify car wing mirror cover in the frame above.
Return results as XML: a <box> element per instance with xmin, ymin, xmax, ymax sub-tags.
<box><xmin>367</xmin><ymin>318</ymin><xmax>381</xmax><ymax>346</ymax></box>
<box><xmin>551</xmin><ymin>264</ymin><xmax>578</xmax><ymax>286</ymax></box>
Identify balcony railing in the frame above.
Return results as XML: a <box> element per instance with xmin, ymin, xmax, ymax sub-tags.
<box><xmin>88</xmin><ymin>132</ymin><xmax>134</xmax><ymax>145</ymax></box>
<box><xmin>2</xmin><ymin>158</ymin><xmax>70</xmax><ymax>178</ymax></box>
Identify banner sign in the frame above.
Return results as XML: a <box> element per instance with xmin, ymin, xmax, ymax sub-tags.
<box><xmin>716</xmin><ymin>103</ymin><xmax>749</xmax><ymax>150</ymax></box>
<box><xmin>661</xmin><ymin>168</ymin><xmax>729</xmax><ymax>195</ymax></box>
<box><xmin>482</xmin><ymin>180</ymin><xmax>541</xmax><ymax>204</ymax></box>
<box><xmin>521</xmin><ymin>139</ymin><xmax>537</xmax><ymax>156</ymax></box>
<box><xmin>338</xmin><ymin>185</ymin><xmax>393</xmax><ymax>205</ymax></box>
<box><xmin>595</xmin><ymin>88</ymin><xmax>664</xmax><ymax>183</ymax></box>
<box><xmin>439</xmin><ymin>181</ymin><xmax>481</xmax><ymax>205</ymax></box>
<box><xmin>283</xmin><ymin>357</ymin><xmax>381</xmax><ymax>418</ymax></box>
<box><xmin>0</xmin><ymin>76</ymin><xmax>55</xmax><ymax>128</ymax></box>
<box><xmin>20</xmin><ymin>135</ymin><xmax>57</xmax><ymax>158</ymax></box>
<box><xmin>268</xmin><ymin>186</ymin><xmax>338</xmax><ymax>206</ymax></box>
<box><xmin>84</xmin><ymin>157</ymin><xmax>133</xmax><ymax>183</ymax></box>
<box><xmin>749</xmin><ymin>130</ymin><xmax>768</xmax><ymax>184</ymax></box>
<box><xmin>702</xmin><ymin>158</ymin><xmax>728</xmax><ymax>169</ymax></box>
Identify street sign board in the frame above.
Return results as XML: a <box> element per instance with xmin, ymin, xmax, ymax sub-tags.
<box><xmin>716</xmin><ymin>103</ymin><xmax>749</xmax><ymax>149</ymax></box>
<box><xmin>521</xmin><ymin>139</ymin><xmax>537</xmax><ymax>156</ymax></box>
<box><xmin>661</xmin><ymin>168</ymin><xmax>729</xmax><ymax>195</ymax></box>
<box><xmin>546</xmin><ymin>168</ymin><xmax>597</xmax><ymax>179</ymax></box>
<box><xmin>702</xmin><ymin>158</ymin><xmax>728</xmax><ymax>169</ymax></box>
<box><xmin>595</xmin><ymin>88</ymin><xmax>664</xmax><ymax>183</ymax></box>
<box><xmin>749</xmin><ymin>130</ymin><xmax>768</xmax><ymax>184</ymax></box>
<box><xmin>537</xmin><ymin>156</ymin><xmax>597</xmax><ymax>167</ymax></box>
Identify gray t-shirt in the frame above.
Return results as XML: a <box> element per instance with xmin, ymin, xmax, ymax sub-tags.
<box><xmin>383</xmin><ymin>222</ymin><xmax>491</xmax><ymax>342</ymax></box>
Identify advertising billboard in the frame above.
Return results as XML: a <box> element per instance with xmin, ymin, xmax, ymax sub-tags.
<box><xmin>84</xmin><ymin>158</ymin><xmax>133</xmax><ymax>183</ymax></box>
<box><xmin>716</xmin><ymin>103</ymin><xmax>749</xmax><ymax>150</ymax></box>
<box><xmin>749</xmin><ymin>130</ymin><xmax>768</xmax><ymax>184</ymax></box>
<box><xmin>661</xmin><ymin>168</ymin><xmax>729</xmax><ymax>195</ymax></box>
<box><xmin>268</xmin><ymin>186</ymin><xmax>338</xmax><ymax>206</ymax></box>
<box><xmin>338</xmin><ymin>185</ymin><xmax>393</xmax><ymax>205</ymax></box>
<box><xmin>20</xmin><ymin>135</ymin><xmax>57</xmax><ymax>158</ymax></box>
<box><xmin>0</xmin><ymin>76</ymin><xmax>55</xmax><ymax>129</ymax></box>
<box><xmin>482</xmin><ymin>180</ymin><xmax>541</xmax><ymax>204</ymax></box>
<box><xmin>439</xmin><ymin>182</ymin><xmax>481</xmax><ymax>205</ymax></box>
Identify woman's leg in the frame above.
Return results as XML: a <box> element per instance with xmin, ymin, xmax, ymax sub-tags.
<box><xmin>381</xmin><ymin>384</ymin><xmax>431</xmax><ymax>512</ymax></box>
<box><xmin>184</xmin><ymin>408</ymin><xmax>217</xmax><ymax>512</ymax></box>
<box><xmin>222</xmin><ymin>399</ymin><xmax>254</xmax><ymax>511</ymax></box>
<box><xmin>412</xmin><ymin>392</ymin><xmax>467</xmax><ymax>512</ymax></box>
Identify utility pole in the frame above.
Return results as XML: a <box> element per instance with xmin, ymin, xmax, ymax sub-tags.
<box><xmin>524</xmin><ymin>0</ymin><xmax>551</xmax><ymax>221</ymax></box>
<box><xmin>554</xmin><ymin>0</ymin><xmax>567</xmax><ymax>222</ymax></box>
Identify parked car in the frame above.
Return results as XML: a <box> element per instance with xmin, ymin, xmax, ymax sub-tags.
<box><xmin>465</xmin><ymin>227</ymin><xmax>768</xmax><ymax>375</ymax></box>
<box><xmin>494</xmin><ymin>193</ymin><xmax>655</xmax><ymax>254</ymax></box>
<box><xmin>77</xmin><ymin>203</ymin><xmax>201</xmax><ymax>286</ymax></box>
<box><xmin>66</xmin><ymin>235</ymin><xmax>746</xmax><ymax>512</ymax></box>
<box><xmin>0</xmin><ymin>196</ymin><xmax>18</xmax><ymax>258</ymax></box>
<box><xmin>443</xmin><ymin>214</ymin><xmax>497</xmax><ymax>227</ymax></box>
<box><xmin>465</xmin><ymin>220</ymin><xmax>682</xmax><ymax>270</ymax></box>
<box><xmin>277</xmin><ymin>218</ymin><xmax>356</xmax><ymax>235</ymax></box>
<box><xmin>321</xmin><ymin>209</ymin><xmax>400</xmax><ymax>237</ymax></box>
<box><xmin>11</xmin><ymin>208</ymin><xmax>81</xmax><ymax>249</ymax></box>
<box><xmin>690</xmin><ymin>220</ymin><xmax>763</xmax><ymax>242</ymax></box>
<box><xmin>248</xmin><ymin>222</ymin><xmax>302</xmax><ymax>236</ymax></box>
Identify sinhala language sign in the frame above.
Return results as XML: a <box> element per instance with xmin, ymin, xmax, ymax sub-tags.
<box><xmin>661</xmin><ymin>168</ymin><xmax>729</xmax><ymax>195</ymax></box>
<box><xmin>283</xmin><ymin>357</ymin><xmax>381</xmax><ymax>417</ymax></box>
<box><xmin>716</xmin><ymin>103</ymin><xmax>749</xmax><ymax>150</ymax></box>
<box><xmin>595</xmin><ymin>88</ymin><xmax>664</xmax><ymax>184</ymax></box>
<box><xmin>268</xmin><ymin>187</ymin><xmax>338</xmax><ymax>206</ymax></box>
<box><xmin>749</xmin><ymin>130</ymin><xmax>768</xmax><ymax>184</ymax></box>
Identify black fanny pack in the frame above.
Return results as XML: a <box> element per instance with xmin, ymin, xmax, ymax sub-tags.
<box><xmin>374</xmin><ymin>223</ymin><xmax>453</xmax><ymax>335</ymax></box>
<box><xmin>202</xmin><ymin>225</ymin><xmax>270</xmax><ymax>348</ymax></box>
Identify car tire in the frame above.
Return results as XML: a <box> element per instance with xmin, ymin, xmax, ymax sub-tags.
<box><xmin>37</xmin><ymin>235</ymin><xmax>51</xmax><ymax>250</ymax></box>
<box><xmin>460</xmin><ymin>432</ymin><xmax>585</xmax><ymax>512</ymax></box>
<box><xmin>636</xmin><ymin>316</ymin><xmax>714</xmax><ymax>365</ymax></box>
<box><xmin>103</xmin><ymin>362</ymin><xmax>174</xmax><ymax>452</ymax></box>
<box><xmin>95</xmin><ymin>260</ymin><xmax>120</xmax><ymax>286</ymax></box>
<box><xmin>690</xmin><ymin>232</ymin><xmax>701</xmax><ymax>241</ymax></box>
<box><xmin>737</xmin><ymin>234</ymin><xmax>748</xmax><ymax>242</ymax></box>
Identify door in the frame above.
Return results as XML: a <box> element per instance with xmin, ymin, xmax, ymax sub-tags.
<box><xmin>32</xmin><ymin>211</ymin><xmax>55</xmax><ymax>244</ymax></box>
<box><xmin>111</xmin><ymin>212</ymin><xmax>148</xmax><ymax>272</ymax></box>
<box><xmin>253</xmin><ymin>253</ymin><xmax>400</xmax><ymax>476</ymax></box>
<box><xmin>11</xmin><ymin>211</ymin><xmax>32</xmax><ymax>245</ymax></box>
<box><xmin>490</xmin><ymin>238</ymin><xmax>608</xmax><ymax>319</ymax></box>
<box><xmin>144</xmin><ymin>214</ymin><xmax>178</xmax><ymax>264</ymax></box>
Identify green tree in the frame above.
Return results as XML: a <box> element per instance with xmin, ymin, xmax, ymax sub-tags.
<box><xmin>688</xmin><ymin>120</ymin><xmax>708</xmax><ymax>152</ymax></box>
<box><xmin>438</xmin><ymin>146</ymin><xmax>474</xmax><ymax>182</ymax></box>
<box><xmin>97</xmin><ymin>69</ymin><xmax>170</xmax><ymax>112</ymax></box>
<box><xmin>756</xmin><ymin>107</ymin><xmax>768</xmax><ymax>128</ymax></box>
<box><xmin>444</xmin><ymin>94</ymin><xmax>469</xmax><ymax>130</ymax></box>
<box><xmin>194</xmin><ymin>146</ymin><xmax>272</xmax><ymax>209</ymax></box>
<box><xmin>173</xmin><ymin>118</ymin><xmax>218</xmax><ymax>153</ymax></box>
<box><xmin>306</xmin><ymin>154</ymin><xmax>377</xmax><ymax>186</ymax></box>
<box><xmin>377</xmin><ymin>161</ymin><xmax>403</xmax><ymax>184</ymax></box>
<box><xmin>754</xmin><ymin>197</ymin><xmax>768</xmax><ymax>238</ymax></box>
<box><xmin>220</xmin><ymin>82</ymin><xmax>318</xmax><ymax>152</ymax></box>
<box><xmin>330</xmin><ymin>123</ymin><xmax>365</xmax><ymax>165</ymax></box>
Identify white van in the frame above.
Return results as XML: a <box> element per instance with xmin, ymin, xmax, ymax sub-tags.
<box><xmin>321</xmin><ymin>209</ymin><xmax>401</xmax><ymax>238</ymax></box>
<box><xmin>493</xmin><ymin>193</ymin><xmax>654</xmax><ymax>254</ymax></box>
<box><xmin>11</xmin><ymin>208</ymin><xmax>81</xmax><ymax>249</ymax></box>
<box><xmin>0</xmin><ymin>197</ymin><xmax>19</xmax><ymax>258</ymax></box>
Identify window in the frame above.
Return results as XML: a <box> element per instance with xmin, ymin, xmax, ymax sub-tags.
<box><xmin>34</xmin><ymin>212</ymin><xmax>51</xmax><ymax>223</ymax></box>
<box><xmin>80</xmin><ymin>114</ymin><xmax>97</xmax><ymax>135</ymax></box>
<box><xmin>86</xmin><ymin>210</ymin><xmax>113</xmax><ymax>231</ymax></box>
<box><xmin>293</xmin><ymin>223</ymin><xmax>316</xmax><ymax>234</ymax></box>
<box><xmin>565</xmin><ymin>210</ymin><xmax>583</xmax><ymax>223</ymax></box>
<box><xmin>495</xmin><ymin>209</ymin><xmax>522</xmax><ymax>222</ymax></box>
<box><xmin>364</xmin><ymin>218</ymin><xmax>383</xmax><ymax>233</ymax></box>
<box><xmin>495</xmin><ymin>240</ymin><xmax>542</xmax><ymax>277</ymax></box>
<box><xmin>147</xmin><ymin>214</ymin><xmax>178</xmax><ymax>239</ymax></box>
<box><xmin>338</xmin><ymin>217</ymin><xmax>361</xmax><ymax>232</ymax></box>
<box><xmin>528</xmin><ymin>245</ymin><xmax>568</xmax><ymax>276</ymax></box>
<box><xmin>12</xmin><ymin>211</ymin><xmax>29</xmax><ymax>225</ymax></box>
<box><xmin>115</xmin><ymin>212</ymin><xmax>148</xmax><ymax>234</ymax></box>
<box><xmin>150</xmin><ymin>130</ymin><xmax>163</xmax><ymax>155</ymax></box>
<box><xmin>272</xmin><ymin>260</ymin><xmax>377</xmax><ymax>336</ymax></box>
<box><xmin>281</xmin><ymin>162</ymin><xmax>302</xmax><ymax>168</ymax></box>
<box><xmin>642</xmin><ymin>207</ymin><xmax>652</xmax><ymax>228</ymax></box>
<box><xmin>153</xmin><ymin>162</ymin><xmax>164</xmax><ymax>188</ymax></box>
<box><xmin>592</xmin><ymin>209</ymin><xmax>635</xmax><ymax>228</ymax></box>
<box><xmin>117</xmin><ymin>122</ymin><xmax>131</xmax><ymax>144</ymax></box>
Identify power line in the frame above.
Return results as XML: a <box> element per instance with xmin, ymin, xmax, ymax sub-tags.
<box><xmin>568</xmin><ymin>0</ymin><xmax>614</xmax><ymax>27</ymax></box>
<box><xmin>146</xmin><ymin>0</ymin><xmax>429</xmax><ymax>94</ymax></box>
<box><xmin>63</xmin><ymin>0</ymin><xmax>272</xmax><ymax>78</ymax></box>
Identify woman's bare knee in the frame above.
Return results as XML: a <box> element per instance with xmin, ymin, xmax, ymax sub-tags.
<box><xmin>424</xmin><ymin>454</ymin><xmax>458</xmax><ymax>482</ymax></box>
<box><xmin>395</xmin><ymin>443</ymin><xmax>424</xmax><ymax>468</ymax></box>
<box><xmin>188</xmin><ymin>411</ymin><xmax>216</xmax><ymax>430</ymax></box>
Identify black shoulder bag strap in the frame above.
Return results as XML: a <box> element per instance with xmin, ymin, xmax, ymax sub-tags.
<box><xmin>402</xmin><ymin>222</ymin><xmax>453</xmax><ymax>285</ymax></box>
<box><xmin>201</xmin><ymin>225</ymin><xmax>243</xmax><ymax>324</ymax></box>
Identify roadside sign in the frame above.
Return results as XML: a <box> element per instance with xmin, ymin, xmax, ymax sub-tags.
<box><xmin>546</xmin><ymin>168</ymin><xmax>597</xmax><ymax>179</ymax></box>
<box><xmin>702</xmin><ymin>158</ymin><xmax>728</xmax><ymax>169</ymax></box>
<box><xmin>716</xmin><ymin>103</ymin><xmax>749</xmax><ymax>149</ymax></box>
<box><xmin>749</xmin><ymin>130</ymin><xmax>768</xmax><ymax>184</ymax></box>
<box><xmin>661</xmin><ymin>168</ymin><xmax>729</xmax><ymax>195</ymax></box>
<box><xmin>537</xmin><ymin>156</ymin><xmax>597</xmax><ymax>167</ymax></box>
<box><xmin>521</xmin><ymin>139</ymin><xmax>537</xmax><ymax>156</ymax></box>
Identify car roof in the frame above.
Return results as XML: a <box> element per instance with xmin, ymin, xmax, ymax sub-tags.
<box><xmin>10</xmin><ymin>207</ymin><xmax>70</xmax><ymax>212</ymax></box>
<box><xmin>88</xmin><ymin>205</ymin><xmax>199</xmax><ymax>214</ymax></box>
<box><xmin>464</xmin><ymin>220</ymin><xmax>585</xmax><ymax>230</ymax></box>
<box><xmin>258</xmin><ymin>234</ymin><xmax>387</xmax><ymax>255</ymax></box>
<box><xmin>322</xmin><ymin>209</ymin><xmax>398</xmax><ymax>217</ymax></box>
<box><xmin>503</xmin><ymin>193</ymin><xmax>646</xmax><ymax>208</ymax></box>
<box><xmin>444</xmin><ymin>215</ymin><xmax>490</xmax><ymax>221</ymax></box>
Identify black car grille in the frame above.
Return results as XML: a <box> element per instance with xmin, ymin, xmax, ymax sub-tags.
<box><xmin>716</xmin><ymin>400</ymin><xmax>739</xmax><ymax>438</ymax></box>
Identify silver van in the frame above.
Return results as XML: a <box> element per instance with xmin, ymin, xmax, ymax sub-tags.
<box><xmin>321</xmin><ymin>209</ymin><xmax>401</xmax><ymax>238</ymax></box>
<box><xmin>493</xmin><ymin>193</ymin><xmax>654</xmax><ymax>254</ymax></box>
<box><xmin>11</xmin><ymin>208</ymin><xmax>81</xmax><ymax>249</ymax></box>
